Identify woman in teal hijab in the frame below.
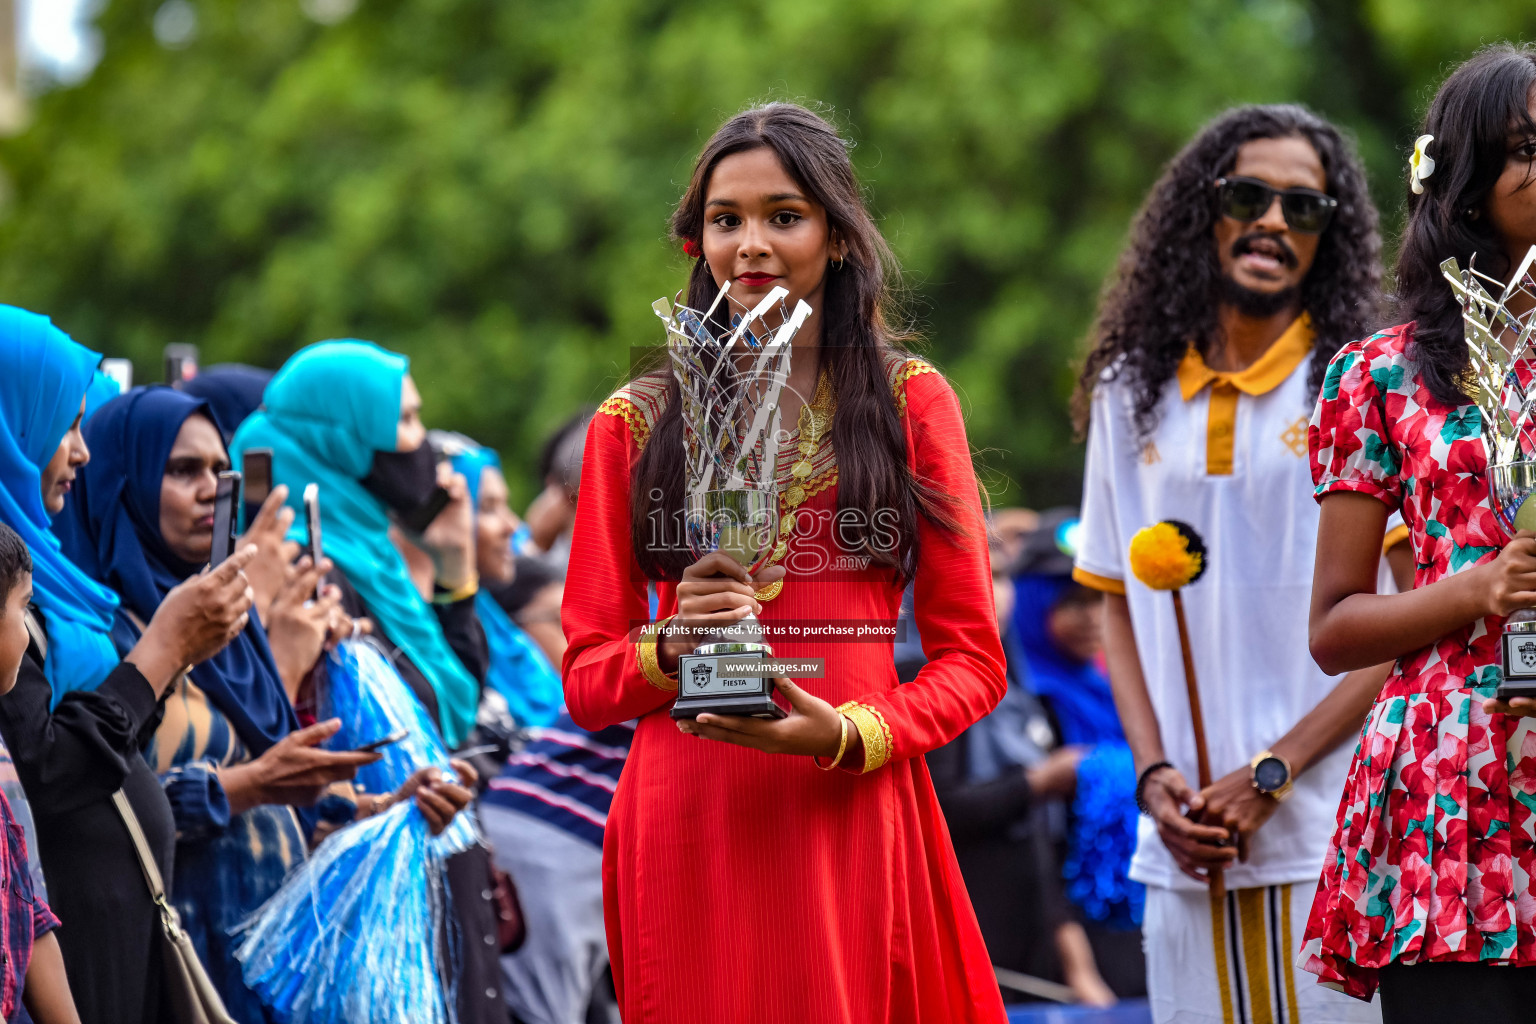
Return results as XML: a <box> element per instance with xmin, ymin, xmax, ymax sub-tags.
<box><xmin>0</xmin><ymin>306</ymin><xmax>121</xmax><ymax>697</ymax></box>
<box><xmin>0</xmin><ymin>305</ymin><xmax>257</xmax><ymax>1024</ymax></box>
<box><xmin>231</xmin><ymin>339</ymin><xmax>508</xmax><ymax>1022</ymax></box>
<box><xmin>231</xmin><ymin>340</ymin><xmax>482</xmax><ymax>747</ymax></box>
<box><xmin>440</xmin><ymin>432</ymin><xmax>564</xmax><ymax>729</ymax></box>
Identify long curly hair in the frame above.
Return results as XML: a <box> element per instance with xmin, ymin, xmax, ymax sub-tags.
<box><xmin>630</xmin><ymin>103</ymin><xmax>961</xmax><ymax>582</ymax></box>
<box><xmin>1073</xmin><ymin>104</ymin><xmax>1382</xmax><ymax>438</ymax></box>
<box><xmin>1390</xmin><ymin>43</ymin><xmax>1536</xmax><ymax>406</ymax></box>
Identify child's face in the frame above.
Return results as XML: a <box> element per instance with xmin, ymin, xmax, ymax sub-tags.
<box><xmin>0</xmin><ymin>572</ymin><xmax>33</xmax><ymax>696</ymax></box>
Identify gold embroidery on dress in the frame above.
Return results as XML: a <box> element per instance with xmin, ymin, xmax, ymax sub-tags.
<box><xmin>890</xmin><ymin>358</ymin><xmax>937</xmax><ymax>412</ymax></box>
<box><xmin>635</xmin><ymin>616</ymin><xmax>679</xmax><ymax>691</ymax></box>
<box><xmin>597</xmin><ymin>396</ymin><xmax>651</xmax><ymax>449</ymax></box>
<box><xmin>756</xmin><ymin>369</ymin><xmax>837</xmax><ymax>603</ymax></box>
<box><xmin>836</xmin><ymin>700</ymin><xmax>892</xmax><ymax>772</ymax></box>
<box><xmin>597</xmin><ymin>372</ymin><xmax>671</xmax><ymax>451</ymax></box>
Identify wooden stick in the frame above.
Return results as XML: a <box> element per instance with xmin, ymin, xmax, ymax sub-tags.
<box><xmin>1172</xmin><ymin>578</ymin><xmax>1231</xmax><ymax>1014</ymax></box>
<box><xmin>1170</xmin><ymin>590</ymin><xmax>1212</xmax><ymax>790</ymax></box>
<box><xmin>1171</xmin><ymin>590</ymin><xmax>1227</xmax><ymax>931</ymax></box>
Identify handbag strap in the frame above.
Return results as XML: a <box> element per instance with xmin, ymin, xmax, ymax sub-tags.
<box><xmin>112</xmin><ymin>789</ymin><xmax>172</xmax><ymax>906</ymax></box>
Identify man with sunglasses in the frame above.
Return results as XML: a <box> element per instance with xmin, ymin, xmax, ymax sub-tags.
<box><xmin>1070</xmin><ymin>106</ymin><xmax>1385</xmax><ymax>1024</ymax></box>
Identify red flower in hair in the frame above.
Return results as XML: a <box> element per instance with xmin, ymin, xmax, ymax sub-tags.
<box><xmin>682</xmin><ymin>238</ymin><xmax>703</xmax><ymax>260</ymax></box>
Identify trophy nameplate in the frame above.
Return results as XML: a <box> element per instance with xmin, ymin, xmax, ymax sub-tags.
<box><xmin>674</xmin><ymin>643</ymin><xmax>781</xmax><ymax>719</ymax></box>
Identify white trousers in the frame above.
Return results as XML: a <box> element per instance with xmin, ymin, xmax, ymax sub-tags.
<box><xmin>1144</xmin><ymin>883</ymin><xmax>1380</xmax><ymax>1024</ymax></box>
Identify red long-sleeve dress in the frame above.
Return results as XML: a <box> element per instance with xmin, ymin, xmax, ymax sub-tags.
<box><xmin>562</xmin><ymin>351</ymin><xmax>1010</xmax><ymax>1023</ymax></box>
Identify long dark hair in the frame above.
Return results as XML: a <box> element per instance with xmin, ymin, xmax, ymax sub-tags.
<box><xmin>630</xmin><ymin>103</ymin><xmax>958</xmax><ymax>582</ymax></box>
<box><xmin>1073</xmin><ymin>104</ymin><xmax>1382</xmax><ymax>438</ymax></box>
<box><xmin>1391</xmin><ymin>43</ymin><xmax>1536</xmax><ymax>407</ymax></box>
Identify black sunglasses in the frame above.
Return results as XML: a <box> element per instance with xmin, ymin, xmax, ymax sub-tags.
<box><xmin>1213</xmin><ymin>176</ymin><xmax>1338</xmax><ymax>234</ymax></box>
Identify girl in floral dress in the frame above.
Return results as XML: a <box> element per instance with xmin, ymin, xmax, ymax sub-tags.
<box><xmin>1304</xmin><ymin>43</ymin><xmax>1536</xmax><ymax>1019</ymax></box>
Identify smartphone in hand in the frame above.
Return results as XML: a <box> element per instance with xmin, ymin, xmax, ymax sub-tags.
<box><xmin>352</xmin><ymin>729</ymin><xmax>408</xmax><ymax>753</ymax></box>
<box><xmin>210</xmin><ymin>471</ymin><xmax>242</xmax><ymax>567</ymax></box>
<box><xmin>242</xmin><ymin>448</ymin><xmax>273</xmax><ymax>528</ymax></box>
<box><xmin>303</xmin><ymin>483</ymin><xmax>323</xmax><ymax>565</ymax></box>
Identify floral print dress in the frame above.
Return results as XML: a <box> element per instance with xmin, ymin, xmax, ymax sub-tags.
<box><xmin>1302</xmin><ymin>322</ymin><xmax>1536</xmax><ymax>1000</ymax></box>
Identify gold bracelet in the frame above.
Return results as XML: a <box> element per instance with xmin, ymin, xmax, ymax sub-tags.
<box><xmin>835</xmin><ymin>700</ymin><xmax>893</xmax><ymax>773</ymax></box>
<box><xmin>636</xmin><ymin>616</ymin><xmax>678</xmax><ymax>691</ymax></box>
<box><xmin>812</xmin><ymin>715</ymin><xmax>851</xmax><ymax>770</ymax></box>
<box><xmin>431</xmin><ymin>573</ymin><xmax>480</xmax><ymax>605</ymax></box>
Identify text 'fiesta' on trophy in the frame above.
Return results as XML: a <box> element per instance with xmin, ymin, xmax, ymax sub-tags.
<box><xmin>652</xmin><ymin>281</ymin><xmax>812</xmax><ymax>720</ymax></box>
<box><xmin>1444</xmin><ymin>244</ymin><xmax>1536</xmax><ymax>699</ymax></box>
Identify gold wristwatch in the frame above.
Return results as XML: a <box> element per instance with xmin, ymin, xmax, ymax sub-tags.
<box><xmin>1249</xmin><ymin>749</ymin><xmax>1294</xmax><ymax>801</ymax></box>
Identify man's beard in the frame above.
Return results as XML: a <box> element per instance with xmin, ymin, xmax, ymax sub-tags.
<box><xmin>1220</xmin><ymin>274</ymin><xmax>1300</xmax><ymax>318</ymax></box>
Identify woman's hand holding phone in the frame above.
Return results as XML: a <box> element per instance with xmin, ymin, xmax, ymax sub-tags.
<box><xmin>412</xmin><ymin>462</ymin><xmax>476</xmax><ymax>591</ymax></box>
<box><xmin>238</xmin><ymin>484</ymin><xmax>297</xmax><ymax>623</ymax></box>
<box><xmin>220</xmin><ymin>718</ymin><xmax>381</xmax><ymax>815</ymax></box>
<box><xmin>127</xmin><ymin>546</ymin><xmax>258</xmax><ymax>695</ymax></box>
<box><xmin>265</xmin><ymin>555</ymin><xmax>342</xmax><ymax>698</ymax></box>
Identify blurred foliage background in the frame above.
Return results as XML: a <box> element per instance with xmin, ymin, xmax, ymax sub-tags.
<box><xmin>1</xmin><ymin>0</ymin><xmax>1533</xmax><ymax>506</ymax></box>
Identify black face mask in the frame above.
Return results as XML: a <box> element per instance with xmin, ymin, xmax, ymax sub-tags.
<box><xmin>361</xmin><ymin>443</ymin><xmax>440</xmax><ymax>520</ymax></box>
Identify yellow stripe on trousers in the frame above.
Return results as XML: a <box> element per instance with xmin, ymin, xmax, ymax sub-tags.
<box><xmin>1281</xmin><ymin>883</ymin><xmax>1301</xmax><ymax>1023</ymax></box>
<box><xmin>1238</xmin><ymin>888</ymin><xmax>1274</xmax><ymax>1024</ymax></box>
<box><xmin>1210</xmin><ymin>887</ymin><xmax>1234</xmax><ymax>1024</ymax></box>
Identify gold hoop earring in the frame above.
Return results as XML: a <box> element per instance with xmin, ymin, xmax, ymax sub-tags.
<box><xmin>831</xmin><ymin>257</ymin><xmax>844</xmax><ymax>270</ymax></box>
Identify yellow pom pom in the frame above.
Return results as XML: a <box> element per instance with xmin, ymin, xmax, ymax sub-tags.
<box><xmin>1129</xmin><ymin>520</ymin><xmax>1207</xmax><ymax>591</ymax></box>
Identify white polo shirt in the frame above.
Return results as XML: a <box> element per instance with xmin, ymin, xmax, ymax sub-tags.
<box><xmin>1074</xmin><ymin>317</ymin><xmax>1354</xmax><ymax>892</ymax></box>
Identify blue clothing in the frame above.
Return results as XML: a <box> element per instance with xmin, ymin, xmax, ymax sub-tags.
<box><xmin>54</xmin><ymin>387</ymin><xmax>299</xmax><ymax>756</ymax></box>
<box><xmin>83</xmin><ymin>370</ymin><xmax>122</xmax><ymax>419</ymax></box>
<box><xmin>1012</xmin><ymin>572</ymin><xmax>1141</xmax><ymax>927</ymax></box>
<box><xmin>230</xmin><ymin>340</ymin><xmax>480</xmax><ymax>747</ymax></box>
<box><xmin>477</xmin><ymin>593</ymin><xmax>564</xmax><ymax>728</ymax></box>
<box><xmin>1011</xmin><ymin>573</ymin><xmax>1123</xmax><ymax>746</ymax></box>
<box><xmin>449</xmin><ymin>441</ymin><xmax>564</xmax><ymax>729</ymax></box>
<box><xmin>0</xmin><ymin>306</ymin><xmax>121</xmax><ymax>702</ymax></box>
<box><xmin>484</xmin><ymin>713</ymin><xmax>633</xmax><ymax>849</ymax></box>
<box><xmin>179</xmin><ymin>365</ymin><xmax>271</xmax><ymax>442</ymax></box>
<box><xmin>147</xmin><ymin>673</ymin><xmax>308</xmax><ymax>1024</ymax></box>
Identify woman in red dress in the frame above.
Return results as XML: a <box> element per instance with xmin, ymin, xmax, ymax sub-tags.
<box><xmin>562</xmin><ymin>103</ymin><xmax>1009</xmax><ymax>1022</ymax></box>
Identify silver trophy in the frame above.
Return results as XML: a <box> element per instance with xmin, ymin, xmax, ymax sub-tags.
<box><xmin>1443</xmin><ymin>245</ymin><xmax>1536</xmax><ymax>698</ymax></box>
<box><xmin>652</xmin><ymin>283</ymin><xmax>812</xmax><ymax>719</ymax></box>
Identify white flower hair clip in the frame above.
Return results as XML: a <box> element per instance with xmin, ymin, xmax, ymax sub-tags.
<box><xmin>1410</xmin><ymin>134</ymin><xmax>1436</xmax><ymax>195</ymax></box>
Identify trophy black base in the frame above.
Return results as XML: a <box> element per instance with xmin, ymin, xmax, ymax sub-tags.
<box><xmin>1499</xmin><ymin>620</ymin><xmax>1536</xmax><ymax>702</ymax></box>
<box><xmin>670</xmin><ymin>642</ymin><xmax>786</xmax><ymax>721</ymax></box>
<box><xmin>670</xmin><ymin>692</ymin><xmax>788</xmax><ymax>720</ymax></box>
<box><xmin>1497</xmin><ymin>679</ymin><xmax>1536</xmax><ymax>702</ymax></box>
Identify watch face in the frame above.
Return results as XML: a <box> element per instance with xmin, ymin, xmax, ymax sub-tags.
<box><xmin>1254</xmin><ymin>756</ymin><xmax>1289</xmax><ymax>793</ymax></box>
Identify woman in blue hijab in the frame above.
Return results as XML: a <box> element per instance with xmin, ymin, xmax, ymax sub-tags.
<box><xmin>0</xmin><ymin>305</ymin><xmax>256</xmax><ymax>1024</ymax></box>
<box><xmin>55</xmin><ymin>386</ymin><xmax>382</xmax><ymax>1022</ymax></box>
<box><xmin>438</xmin><ymin>431</ymin><xmax>564</xmax><ymax>730</ymax></box>
<box><xmin>179</xmin><ymin>363</ymin><xmax>273</xmax><ymax>442</ymax></box>
<box><xmin>231</xmin><ymin>340</ymin><xmax>506</xmax><ymax>1023</ymax></box>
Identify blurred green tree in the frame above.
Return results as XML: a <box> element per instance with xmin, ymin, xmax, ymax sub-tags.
<box><xmin>0</xmin><ymin>0</ymin><xmax>1528</xmax><ymax>505</ymax></box>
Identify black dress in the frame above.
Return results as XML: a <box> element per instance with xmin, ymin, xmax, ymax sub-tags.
<box><xmin>3</xmin><ymin>612</ymin><xmax>174</xmax><ymax>1024</ymax></box>
<box><xmin>327</xmin><ymin>571</ymin><xmax>506</xmax><ymax>1024</ymax></box>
